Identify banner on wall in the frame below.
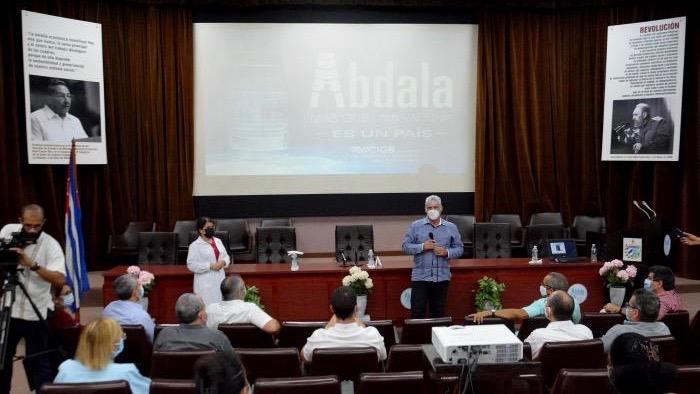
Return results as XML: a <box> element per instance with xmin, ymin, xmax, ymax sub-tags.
<box><xmin>601</xmin><ymin>17</ymin><xmax>686</xmax><ymax>162</ymax></box>
<box><xmin>22</xmin><ymin>10</ymin><xmax>107</xmax><ymax>164</ymax></box>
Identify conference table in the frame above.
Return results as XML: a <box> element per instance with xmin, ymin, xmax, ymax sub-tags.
<box><xmin>103</xmin><ymin>257</ymin><xmax>606</xmax><ymax>324</ymax></box>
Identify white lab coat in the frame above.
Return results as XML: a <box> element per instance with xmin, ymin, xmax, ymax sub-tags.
<box><xmin>186</xmin><ymin>236</ymin><xmax>231</xmax><ymax>306</ymax></box>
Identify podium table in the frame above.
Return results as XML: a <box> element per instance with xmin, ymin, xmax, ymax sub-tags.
<box><xmin>103</xmin><ymin>257</ymin><xmax>605</xmax><ymax>324</ymax></box>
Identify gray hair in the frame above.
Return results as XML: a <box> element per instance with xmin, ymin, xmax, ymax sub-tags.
<box><xmin>221</xmin><ymin>275</ymin><xmax>246</xmax><ymax>301</ymax></box>
<box><xmin>632</xmin><ymin>289</ymin><xmax>660</xmax><ymax>322</ymax></box>
<box><xmin>113</xmin><ymin>274</ymin><xmax>138</xmax><ymax>300</ymax></box>
<box><xmin>424</xmin><ymin>195</ymin><xmax>442</xmax><ymax>207</ymax></box>
<box><xmin>635</xmin><ymin>102</ymin><xmax>650</xmax><ymax>115</ymax></box>
<box><xmin>176</xmin><ymin>293</ymin><xmax>205</xmax><ymax>324</ymax></box>
<box><xmin>548</xmin><ymin>290</ymin><xmax>575</xmax><ymax>321</ymax></box>
<box><xmin>546</xmin><ymin>272</ymin><xmax>569</xmax><ymax>291</ymax></box>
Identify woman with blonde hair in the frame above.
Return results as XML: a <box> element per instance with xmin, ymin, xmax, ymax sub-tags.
<box><xmin>54</xmin><ymin>317</ymin><xmax>150</xmax><ymax>394</ymax></box>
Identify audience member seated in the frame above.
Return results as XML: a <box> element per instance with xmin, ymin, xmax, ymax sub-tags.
<box><xmin>601</xmin><ymin>289</ymin><xmax>670</xmax><ymax>353</ymax></box>
<box><xmin>54</xmin><ymin>318</ymin><xmax>150</xmax><ymax>394</ymax></box>
<box><xmin>102</xmin><ymin>274</ymin><xmax>155</xmax><ymax>343</ymax></box>
<box><xmin>603</xmin><ymin>266</ymin><xmax>681</xmax><ymax>320</ymax></box>
<box><xmin>608</xmin><ymin>332</ymin><xmax>677</xmax><ymax>394</ymax></box>
<box><xmin>205</xmin><ymin>275</ymin><xmax>281</xmax><ymax>334</ymax></box>
<box><xmin>194</xmin><ymin>351</ymin><xmax>250</xmax><ymax>394</ymax></box>
<box><xmin>469</xmin><ymin>272</ymin><xmax>581</xmax><ymax>324</ymax></box>
<box><xmin>154</xmin><ymin>293</ymin><xmax>233</xmax><ymax>352</ymax></box>
<box><xmin>525</xmin><ymin>290</ymin><xmax>593</xmax><ymax>359</ymax></box>
<box><xmin>301</xmin><ymin>286</ymin><xmax>386</xmax><ymax>363</ymax></box>
<box><xmin>49</xmin><ymin>284</ymin><xmax>79</xmax><ymax>329</ymax></box>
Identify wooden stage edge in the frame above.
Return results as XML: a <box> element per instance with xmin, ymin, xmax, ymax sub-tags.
<box><xmin>103</xmin><ymin>257</ymin><xmax>606</xmax><ymax>324</ymax></box>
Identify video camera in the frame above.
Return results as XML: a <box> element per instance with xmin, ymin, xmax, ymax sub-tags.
<box><xmin>0</xmin><ymin>232</ymin><xmax>37</xmax><ymax>269</ymax></box>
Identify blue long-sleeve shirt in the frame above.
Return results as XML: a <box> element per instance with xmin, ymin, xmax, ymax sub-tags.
<box><xmin>402</xmin><ymin>218</ymin><xmax>464</xmax><ymax>282</ymax></box>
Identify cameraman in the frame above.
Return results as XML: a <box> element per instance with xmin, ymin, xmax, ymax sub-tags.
<box><xmin>0</xmin><ymin>204</ymin><xmax>65</xmax><ymax>393</ymax></box>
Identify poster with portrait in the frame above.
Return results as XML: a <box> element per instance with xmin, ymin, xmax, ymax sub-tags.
<box><xmin>601</xmin><ymin>17</ymin><xmax>686</xmax><ymax>161</ymax></box>
<box><xmin>22</xmin><ymin>10</ymin><xmax>107</xmax><ymax>164</ymax></box>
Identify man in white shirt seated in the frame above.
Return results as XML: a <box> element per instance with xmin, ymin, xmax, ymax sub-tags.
<box><xmin>524</xmin><ymin>290</ymin><xmax>593</xmax><ymax>359</ymax></box>
<box><xmin>302</xmin><ymin>286</ymin><xmax>386</xmax><ymax>363</ymax></box>
<box><xmin>205</xmin><ymin>274</ymin><xmax>280</xmax><ymax>335</ymax></box>
<box><xmin>102</xmin><ymin>274</ymin><xmax>155</xmax><ymax>343</ymax></box>
<box><xmin>30</xmin><ymin>79</ymin><xmax>88</xmax><ymax>141</ymax></box>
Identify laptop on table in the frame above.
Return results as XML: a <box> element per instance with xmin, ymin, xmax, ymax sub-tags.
<box><xmin>546</xmin><ymin>239</ymin><xmax>586</xmax><ymax>263</ymax></box>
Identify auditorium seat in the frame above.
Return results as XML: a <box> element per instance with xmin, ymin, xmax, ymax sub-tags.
<box><xmin>580</xmin><ymin>312</ymin><xmax>624</xmax><ymax>338</ymax></box>
<box><xmin>254</xmin><ymin>375</ymin><xmax>341</xmax><ymax>394</ymax></box>
<box><xmin>172</xmin><ymin>219</ymin><xmax>196</xmax><ymax>262</ymax></box>
<box><xmin>137</xmin><ymin>232</ymin><xmax>177</xmax><ymax>264</ymax></box>
<box><xmin>39</xmin><ymin>380</ymin><xmax>131</xmax><ymax>394</ymax></box>
<box><xmin>236</xmin><ymin>347</ymin><xmax>302</xmax><ymax>384</ymax></box>
<box><xmin>261</xmin><ymin>218</ymin><xmax>292</xmax><ymax>227</ymax></box>
<box><xmin>54</xmin><ymin>323</ymin><xmax>82</xmax><ymax>359</ymax></box>
<box><xmin>685</xmin><ymin>311</ymin><xmax>700</xmax><ymax>364</ymax></box>
<box><xmin>463</xmin><ymin>316</ymin><xmax>516</xmax><ymax>333</ymax></box>
<box><xmin>278</xmin><ymin>321</ymin><xmax>326</xmax><ymax>350</ymax></box>
<box><xmin>154</xmin><ymin>324</ymin><xmax>177</xmax><ymax>341</ymax></box>
<box><xmin>107</xmin><ymin>221</ymin><xmax>154</xmax><ymax>264</ymax></box>
<box><xmin>150</xmin><ymin>349</ymin><xmax>216</xmax><ymax>379</ymax></box>
<box><xmin>672</xmin><ymin>365</ymin><xmax>700</xmax><ymax>394</ymax></box>
<box><xmin>400</xmin><ymin>317</ymin><xmax>452</xmax><ymax>344</ymax></box>
<box><xmin>218</xmin><ymin>323</ymin><xmax>275</xmax><ymax>348</ymax></box>
<box><xmin>115</xmin><ymin>325</ymin><xmax>152</xmax><ymax>377</ymax></box>
<box><xmin>366</xmin><ymin>320</ymin><xmax>397</xmax><ymax>353</ymax></box>
<box><xmin>470</xmin><ymin>361</ymin><xmax>543</xmax><ymax>394</ymax></box>
<box><xmin>524</xmin><ymin>224</ymin><xmax>566</xmax><ymax>258</ymax></box>
<box><xmin>215</xmin><ymin>219</ymin><xmax>253</xmax><ymax>259</ymax></box>
<box><xmin>309</xmin><ymin>347</ymin><xmax>381</xmax><ymax>384</ymax></box>
<box><xmin>444</xmin><ymin>214</ymin><xmax>475</xmax><ymax>257</ymax></box>
<box><xmin>149</xmin><ymin>379</ymin><xmax>196</xmax><ymax>394</ymax></box>
<box><xmin>517</xmin><ymin>316</ymin><xmax>549</xmax><ymax>341</ymax></box>
<box><xmin>335</xmin><ymin>225</ymin><xmax>374</xmax><ymax>263</ymax></box>
<box><xmin>537</xmin><ymin>339</ymin><xmax>605</xmax><ymax>389</ymax></box>
<box><xmin>529</xmin><ymin>212</ymin><xmax>564</xmax><ymax>226</ymax></box>
<box><xmin>660</xmin><ymin>310</ymin><xmax>689</xmax><ymax>346</ymax></box>
<box><xmin>255</xmin><ymin>226</ymin><xmax>296</xmax><ymax>264</ymax></box>
<box><xmin>571</xmin><ymin>215</ymin><xmax>606</xmax><ymax>250</ymax></box>
<box><xmin>473</xmin><ymin>223</ymin><xmax>512</xmax><ymax>258</ymax></box>
<box><xmin>550</xmin><ymin>368</ymin><xmax>611</xmax><ymax>394</ymax></box>
<box><xmin>649</xmin><ymin>335</ymin><xmax>677</xmax><ymax>363</ymax></box>
<box><xmin>385</xmin><ymin>344</ymin><xmax>424</xmax><ymax>372</ymax></box>
<box><xmin>490</xmin><ymin>214</ymin><xmax>525</xmax><ymax>255</ymax></box>
<box><xmin>522</xmin><ymin>342</ymin><xmax>532</xmax><ymax>360</ymax></box>
<box><xmin>357</xmin><ymin>371</ymin><xmax>425</xmax><ymax>394</ymax></box>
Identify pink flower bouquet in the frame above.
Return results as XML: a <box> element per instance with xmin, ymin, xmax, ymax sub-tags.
<box><xmin>126</xmin><ymin>265</ymin><xmax>156</xmax><ymax>297</ymax></box>
<box><xmin>598</xmin><ymin>259</ymin><xmax>637</xmax><ymax>287</ymax></box>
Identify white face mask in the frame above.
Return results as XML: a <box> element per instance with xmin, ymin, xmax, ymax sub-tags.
<box><xmin>643</xmin><ymin>278</ymin><xmax>652</xmax><ymax>290</ymax></box>
<box><xmin>62</xmin><ymin>293</ymin><xmax>75</xmax><ymax>308</ymax></box>
<box><xmin>539</xmin><ymin>285</ymin><xmax>548</xmax><ymax>297</ymax></box>
<box><xmin>427</xmin><ymin>208</ymin><xmax>441</xmax><ymax>221</ymax></box>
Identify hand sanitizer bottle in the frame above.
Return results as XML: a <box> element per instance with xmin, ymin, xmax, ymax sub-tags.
<box><xmin>590</xmin><ymin>244</ymin><xmax>598</xmax><ymax>263</ymax></box>
<box><xmin>367</xmin><ymin>249</ymin><xmax>376</xmax><ymax>269</ymax></box>
<box><xmin>531</xmin><ymin>245</ymin><xmax>538</xmax><ymax>263</ymax></box>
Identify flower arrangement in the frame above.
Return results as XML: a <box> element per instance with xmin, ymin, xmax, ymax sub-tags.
<box><xmin>475</xmin><ymin>276</ymin><xmax>506</xmax><ymax>311</ymax></box>
<box><xmin>341</xmin><ymin>266</ymin><xmax>374</xmax><ymax>296</ymax></box>
<box><xmin>599</xmin><ymin>259</ymin><xmax>637</xmax><ymax>287</ymax></box>
<box><xmin>127</xmin><ymin>265</ymin><xmax>156</xmax><ymax>297</ymax></box>
<box><xmin>244</xmin><ymin>285</ymin><xmax>265</xmax><ymax>310</ymax></box>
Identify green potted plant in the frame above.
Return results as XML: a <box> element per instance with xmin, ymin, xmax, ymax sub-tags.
<box><xmin>244</xmin><ymin>285</ymin><xmax>265</xmax><ymax>310</ymax></box>
<box><xmin>474</xmin><ymin>276</ymin><xmax>506</xmax><ymax>311</ymax></box>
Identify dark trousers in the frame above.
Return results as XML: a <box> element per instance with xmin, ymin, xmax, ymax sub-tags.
<box><xmin>0</xmin><ymin>318</ymin><xmax>53</xmax><ymax>394</ymax></box>
<box><xmin>410</xmin><ymin>280</ymin><xmax>450</xmax><ymax>319</ymax></box>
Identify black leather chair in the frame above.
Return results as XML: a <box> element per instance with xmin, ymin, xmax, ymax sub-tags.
<box><xmin>685</xmin><ymin>310</ymin><xmax>700</xmax><ymax>364</ymax></box>
<box><xmin>335</xmin><ymin>225</ymin><xmax>374</xmax><ymax>264</ymax></box>
<box><xmin>309</xmin><ymin>347</ymin><xmax>382</xmax><ymax>384</ymax></box>
<box><xmin>278</xmin><ymin>321</ymin><xmax>327</xmax><ymax>351</ymax></box>
<box><xmin>490</xmin><ymin>214</ymin><xmax>526</xmax><ymax>255</ymax></box>
<box><xmin>215</xmin><ymin>219</ymin><xmax>253</xmax><ymax>259</ymax></box>
<box><xmin>400</xmin><ymin>317</ymin><xmax>452</xmax><ymax>344</ymax></box>
<box><xmin>108</xmin><ymin>221</ymin><xmax>154</xmax><ymax>264</ymax></box>
<box><xmin>137</xmin><ymin>232</ymin><xmax>177</xmax><ymax>264</ymax></box>
<box><xmin>445</xmin><ymin>214</ymin><xmax>475</xmax><ymax>258</ymax></box>
<box><xmin>571</xmin><ymin>215</ymin><xmax>606</xmax><ymax>254</ymax></box>
<box><xmin>115</xmin><ymin>324</ymin><xmax>152</xmax><ymax>376</ymax></box>
<box><xmin>580</xmin><ymin>312</ymin><xmax>624</xmax><ymax>338</ymax></box>
<box><xmin>172</xmin><ymin>220</ymin><xmax>196</xmax><ymax>263</ymax></box>
<box><xmin>660</xmin><ymin>310</ymin><xmax>690</xmax><ymax>346</ymax></box>
<box><xmin>550</xmin><ymin>368</ymin><xmax>611</xmax><ymax>394</ymax></box>
<box><xmin>463</xmin><ymin>316</ymin><xmax>516</xmax><ymax>332</ymax></box>
<box><xmin>524</xmin><ymin>224</ymin><xmax>565</xmax><ymax>257</ymax></box>
<box><xmin>217</xmin><ymin>323</ymin><xmax>275</xmax><ymax>348</ymax></box>
<box><xmin>261</xmin><ymin>218</ymin><xmax>292</xmax><ymax>227</ymax></box>
<box><xmin>254</xmin><ymin>376</ymin><xmax>341</xmax><ymax>394</ymax></box>
<box><xmin>672</xmin><ymin>365</ymin><xmax>700</xmax><ymax>394</ymax></box>
<box><xmin>473</xmin><ymin>223</ymin><xmax>512</xmax><ymax>258</ymax></box>
<box><xmin>366</xmin><ymin>320</ymin><xmax>397</xmax><ymax>354</ymax></box>
<box><xmin>149</xmin><ymin>379</ymin><xmax>197</xmax><ymax>394</ymax></box>
<box><xmin>517</xmin><ymin>316</ymin><xmax>550</xmax><ymax>341</ymax></box>
<box><xmin>649</xmin><ymin>335</ymin><xmax>677</xmax><ymax>363</ymax></box>
<box><xmin>529</xmin><ymin>212</ymin><xmax>564</xmax><ymax>226</ymax></box>
<box><xmin>385</xmin><ymin>344</ymin><xmax>425</xmax><ymax>372</ymax></box>
<box><xmin>358</xmin><ymin>371</ymin><xmax>425</xmax><ymax>394</ymax></box>
<box><xmin>256</xmin><ymin>226</ymin><xmax>296</xmax><ymax>264</ymax></box>
<box><xmin>236</xmin><ymin>347</ymin><xmax>302</xmax><ymax>384</ymax></box>
<box><xmin>40</xmin><ymin>380</ymin><xmax>131</xmax><ymax>394</ymax></box>
<box><xmin>470</xmin><ymin>362</ymin><xmax>543</xmax><ymax>394</ymax></box>
<box><xmin>538</xmin><ymin>339</ymin><xmax>605</xmax><ymax>389</ymax></box>
<box><xmin>150</xmin><ymin>349</ymin><xmax>216</xmax><ymax>379</ymax></box>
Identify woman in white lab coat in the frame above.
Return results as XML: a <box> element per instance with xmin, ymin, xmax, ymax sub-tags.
<box><xmin>187</xmin><ymin>217</ymin><xmax>231</xmax><ymax>306</ymax></box>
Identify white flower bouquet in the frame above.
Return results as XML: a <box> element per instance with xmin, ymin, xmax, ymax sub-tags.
<box><xmin>341</xmin><ymin>266</ymin><xmax>374</xmax><ymax>296</ymax></box>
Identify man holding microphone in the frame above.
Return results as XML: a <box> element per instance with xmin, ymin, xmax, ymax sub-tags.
<box><xmin>402</xmin><ymin>195</ymin><xmax>463</xmax><ymax>318</ymax></box>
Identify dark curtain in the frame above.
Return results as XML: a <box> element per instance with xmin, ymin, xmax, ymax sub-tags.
<box><xmin>476</xmin><ymin>3</ymin><xmax>699</xmax><ymax>278</ymax></box>
<box><xmin>0</xmin><ymin>0</ymin><xmax>194</xmax><ymax>270</ymax></box>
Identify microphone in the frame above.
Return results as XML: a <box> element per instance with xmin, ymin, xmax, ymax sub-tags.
<box><xmin>641</xmin><ymin>201</ymin><xmax>657</xmax><ymax>218</ymax></box>
<box><xmin>428</xmin><ymin>232</ymin><xmax>434</xmax><ymax>240</ymax></box>
<box><xmin>338</xmin><ymin>250</ymin><xmax>347</xmax><ymax>264</ymax></box>
<box><xmin>613</xmin><ymin>122</ymin><xmax>630</xmax><ymax>133</ymax></box>
<box><xmin>633</xmin><ymin>200</ymin><xmax>651</xmax><ymax>220</ymax></box>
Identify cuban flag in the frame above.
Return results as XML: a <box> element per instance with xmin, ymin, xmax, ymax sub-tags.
<box><xmin>64</xmin><ymin>140</ymin><xmax>90</xmax><ymax>311</ymax></box>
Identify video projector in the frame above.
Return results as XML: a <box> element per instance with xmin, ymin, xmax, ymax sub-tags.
<box><xmin>432</xmin><ymin>324</ymin><xmax>523</xmax><ymax>364</ymax></box>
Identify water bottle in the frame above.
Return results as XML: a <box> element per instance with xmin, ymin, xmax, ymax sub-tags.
<box><xmin>590</xmin><ymin>244</ymin><xmax>598</xmax><ymax>263</ymax></box>
<box><xmin>531</xmin><ymin>245</ymin><xmax>538</xmax><ymax>262</ymax></box>
<box><xmin>367</xmin><ymin>249</ymin><xmax>376</xmax><ymax>269</ymax></box>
